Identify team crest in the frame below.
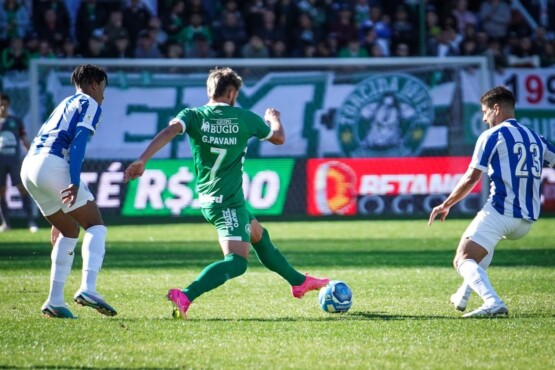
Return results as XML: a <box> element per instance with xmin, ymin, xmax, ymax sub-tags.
<box><xmin>336</xmin><ymin>74</ymin><xmax>434</xmax><ymax>157</ymax></box>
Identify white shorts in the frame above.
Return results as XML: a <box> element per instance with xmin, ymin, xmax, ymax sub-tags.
<box><xmin>20</xmin><ymin>154</ymin><xmax>94</xmax><ymax>216</ymax></box>
<box><xmin>463</xmin><ymin>202</ymin><xmax>533</xmax><ymax>255</ymax></box>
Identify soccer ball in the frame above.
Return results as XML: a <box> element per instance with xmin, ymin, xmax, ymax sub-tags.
<box><xmin>318</xmin><ymin>280</ymin><xmax>352</xmax><ymax>313</ymax></box>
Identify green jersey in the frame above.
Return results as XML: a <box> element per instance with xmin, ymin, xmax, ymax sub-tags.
<box><xmin>176</xmin><ymin>103</ymin><xmax>272</xmax><ymax>209</ymax></box>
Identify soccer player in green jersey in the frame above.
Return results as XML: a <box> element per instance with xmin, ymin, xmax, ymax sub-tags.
<box><xmin>124</xmin><ymin>67</ymin><xmax>329</xmax><ymax>319</ymax></box>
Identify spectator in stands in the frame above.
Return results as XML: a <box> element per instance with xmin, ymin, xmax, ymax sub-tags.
<box><xmin>370</xmin><ymin>5</ymin><xmax>392</xmax><ymax>56</ymax></box>
<box><xmin>0</xmin><ymin>36</ymin><xmax>29</xmax><ymax>72</ymax></box>
<box><xmin>161</xmin><ymin>0</ymin><xmax>186</xmax><ymax>43</ymax></box>
<box><xmin>329</xmin><ymin>5</ymin><xmax>358</xmax><ymax>49</ymax></box>
<box><xmin>24</xmin><ymin>31</ymin><xmax>40</xmax><ymax>58</ymax></box>
<box><xmin>146</xmin><ymin>16</ymin><xmax>168</xmax><ymax>50</ymax></box>
<box><xmin>270</xmin><ymin>39</ymin><xmax>288</xmax><ymax>57</ymax></box>
<box><xmin>122</xmin><ymin>0</ymin><xmax>152</xmax><ymax>50</ymax></box>
<box><xmin>187</xmin><ymin>0</ymin><xmax>210</xmax><ymax>21</ymax></box>
<box><xmin>391</xmin><ymin>5</ymin><xmax>417</xmax><ymax>55</ymax></box>
<box><xmin>108</xmin><ymin>31</ymin><xmax>133</xmax><ymax>58</ymax></box>
<box><xmin>360</xmin><ymin>22</ymin><xmax>378</xmax><ymax>55</ymax></box>
<box><xmin>244</xmin><ymin>0</ymin><xmax>268</xmax><ymax>36</ymax></box>
<box><xmin>508</xmin><ymin>8</ymin><xmax>532</xmax><ymax>38</ymax></box>
<box><xmin>219</xmin><ymin>40</ymin><xmax>239</xmax><ymax>58</ymax></box>
<box><xmin>82</xmin><ymin>29</ymin><xmax>108</xmax><ymax>58</ymax></box>
<box><xmin>353</xmin><ymin>0</ymin><xmax>371</xmax><ymax>27</ymax></box>
<box><xmin>35</xmin><ymin>8</ymin><xmax>69</xmax><ymax>52</ymax></box>
<box><xmin>133</xmin><ymin>29</ymin><xmax>161</xmax><ymax>58</ymax></box>
<box><xmin>393</xmin><ymin>42</ymin><xmax>410</xmax><ymax>57</ymax></box>
<box><xmin>186</xmin><ymin>33</ymin><xmax>216</xmax><ymax>58</ymax></box>
<box><xmin>32</xmin><ymin>0</ymin><xmax>71</xmax><ymax>39</ymax></box>
<box><xmin>427</xmin><ymin>28</ymin><xmax>460</xmax><ymax>57</ymax></box>
<box><xmin>452</xmin><ymin>0</ymin><xmax>477</xmax><ymax>35</ymax></box>
<box><xmin>0</xmin><ymin>0</ymin><xmax>31</xmax><ymax>41</ymax></box>
<box><xmin>368</xmin><ymin>43</ymin><xmax>386</xmax><ymax>57</ymax></box>
<box><xmin>426</xmin><ymin>5</ymin><xmax>442</xmax><ymax>39</ymax></box>
<box><xmin>484</xmin><ymin>39</ymin><xmax>508</xmax><ymax>71</ymax></box>
<box><xmin>241</xmin><ymin>35</ymin><xmax>270</xmax><ymax>58</ymax></box>
<box><xmin>540</xmin><ymin>41</ymin><xmax>555</xmax><ymax>67</ymax></box>
<box><xmin>255</xmin><ymin>10</ymin><xmax>286</xmax><ymax>51</ymax></box>
<box><xmin>178</xmin><ymin>13</ymin><xmax>212</xmax><ymax>52</ymax></box>
<box><xmin>290</xmin><ymin>12</ymin><xmax>321</xmax><ymax>57</ymax></box>
<box><xmin>57</xmin><ymin>37</ymin><xmax>81</xmax><ymax>58</ymax></box>
<box><xmin>213</xmin><ymin>11</ymin><xmax>247</xmax><ymax>51</ymax></box>
<box><xmin>274</xmin><ymin>0</ymin><xmax>297</xmax><ymax>38</ymax></box>
<box><xmin>217</xmin><ymin>0</ymin><xmax>245</xmax><ymax>29</ymax></box>
<box><xmin>338</xmin><ymin>38</ymin><xmax>369</xmax><ymax>58</ymax></box>
<box><xmin>165</xmin><ymin>41</ymin><xmax>184</xmax><ymax>59</ymax></box>
<box><xmin>478</xmin><ymin>0</ymin><xmax>511</xmax><ymax>41</ymax></box>
<box><xmin>35</xmin><ymin>39</ymin><xmax>56</xmax><ymax>59</ymax></box>
<box><xmin>75</xmin><ymin>0</ymin><xmax>109</xmax><ymax>55</ymax></box>
<box><xmin>104</xmin><ymin>10</ymin><xmax>128</xmax><ymax>50</ymax></box>
<box><xmin>507</xmin><ymin>36</ymin><xmax>541</xmax><ymax>68</ymax></box>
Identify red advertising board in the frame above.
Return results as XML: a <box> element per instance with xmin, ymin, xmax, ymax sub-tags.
<box><xmin>307</xmin><ymin>157</ymin><xmax>481</xmax><ymax>216</ymax></box>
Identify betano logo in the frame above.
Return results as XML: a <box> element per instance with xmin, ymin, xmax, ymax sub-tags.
<box><xmin>336</xmin><ymin>74</ymin><xmax>434</xmax><ymax>157</ymax></box>
<box><xmin>314</xmin><ymin>161</ymin><xmax>357</xmax><ymax>215</ymax></box>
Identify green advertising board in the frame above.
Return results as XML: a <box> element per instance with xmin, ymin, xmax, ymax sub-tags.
<box><xmin>122</xmin><ymin>159</ymin><xmax>294</xmax><ymax>216</ymax></box>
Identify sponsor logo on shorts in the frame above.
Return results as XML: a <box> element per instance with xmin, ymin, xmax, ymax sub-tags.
<box><xmin>222</xmin><ymin>208</ymin><xmax>239</xmax><ymax>231</ymax></box>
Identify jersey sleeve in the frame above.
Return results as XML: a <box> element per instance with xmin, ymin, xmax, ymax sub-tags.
<box><xmin>542</xmin><ymin>136</ymin><xmax>555</xmax><ymax>167</ymax></box>
<box><xmin>247</xmin><ymin>111</ymin><xmax>272</xmax><ymax>140</ymax></box>
<box><xmin>173</xmin><ymin>108</ymin><xmax>193</xmax><ymax>135</ymax></box>
<box><xmin>469</xmin><ymin>129</ymin><xmax>497</xmax><ymax>172</ymax></box>
<box><xmin>78</xmin><ymin>97</ymin><xmax>102</xmax><ymax>134</ymax></box>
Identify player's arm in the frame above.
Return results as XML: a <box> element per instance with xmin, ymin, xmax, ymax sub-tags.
<box><xmin>62</xmin><ymin>126</ymin><xmax>91</xmax><ymax>207</ymax></box>
<box><xmin>124</xmin><ymin>121</ymin><xmax>183</xmax><ymax>182</ymax></box>
<box><xmin>428</xmin><ymin>167</ymin><xmax>482</xmax><ymax>225</ymax></box>
<box><xmin>18</xmin><ymin>121</ymin><xmax>31</xmax><ymax>150</ymax></box>
<box><xmin>264</xmin><ymin>108</ymin><xmax>285</xmax><ymax>145</ymax></box>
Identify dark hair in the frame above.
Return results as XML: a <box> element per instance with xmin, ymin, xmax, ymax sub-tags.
<box><xmin>206</xmin><ymin>67</ymin><xmax>242</xmax><ymax>98</ymax></box>
<box><xmin>480</xmin><ymin>86</ymin><xmax>515</xmax><ymax>109</ymax></box>
<box><xmin>0</xmin><ymin>93</ymin><xmax>9</xmax><ymax>103</ymax></box>
<box><xmin>70</xmin><ymin>64</ymin><xmax>108</xmax><ymax>88</ymax></box>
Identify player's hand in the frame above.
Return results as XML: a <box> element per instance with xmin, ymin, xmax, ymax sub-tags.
<box><xmin>264</xmin><ymin>108</ymin><xmax>281</xmax><ymax>122</ymax></box>
<box><xmin>124</xmin><ymin>160</ymin><xmax>146</xmax><ymax>182</ymax></box>
<box><xmin>428</xmin><ymin>203</ymin><xmax>450</xmax><ymax>225</ymax></box>
<box><xmin>60</xmin><ymin>184</ymin><xmax>79</xmax><ymax>208</ymax></box>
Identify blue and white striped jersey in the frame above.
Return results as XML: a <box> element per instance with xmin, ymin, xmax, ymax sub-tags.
<box><xmin>470</xmin><ymin>119</ymin><xmax>555</xmax><ymax>221</ymax></box>
<box><xmin>29</xmin><ymin>93</ymin><xmax>102</xmax><ymax>161</ymax></box>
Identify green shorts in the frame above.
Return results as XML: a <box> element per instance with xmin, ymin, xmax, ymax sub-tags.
<box><xmin>201</xmin><ymin>205</ymin><xmax>254</xmax><ymax>242</ymax></box>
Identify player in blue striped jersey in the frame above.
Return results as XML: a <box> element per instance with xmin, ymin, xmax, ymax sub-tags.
<box><xmin>429</xmin><ymin>86</ymin><xmax>555</xmax><ymax>318</ymax></box>
<box><xmin>20</xmin><ymin>65</ymin><xmax>117</xmax><ymax>319</ymax></box>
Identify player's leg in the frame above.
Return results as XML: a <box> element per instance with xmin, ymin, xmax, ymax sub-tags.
<box><xmin>16</xmin><ymin>183</ymin><xmax>38</xmax><ymax>232</ymax></box>
<box><xmin>20</xmin><ymin>155</ymin><xmax>78</xmax><ymax>318</ymax></box>
<box><xmin>42</xmin><ymin>210</ymin><xmax>80</xmax><ymax>318</ymax></box>
<box><xmin>168</xmin><ymin>207</ymin><xmax>250</xmax><ymax>319</ymax></box>
<box><xmin>453</xmin><ymin>205</ymin><xmax>509</xmax><ymax>317</ymax></box>
<box><xmin>68</xmin><ymin>200</ymin><xmax>117</xmax><ymax>316</ymax></box>
<box><xmin>450</xmin><ymin>234</ymin><xmax>495</xmax><ymax>311</ymax></box>
<box><xmin>0</xmin><ymin>163</ymin><xmax>10</xmax><ymax>230</ymax></box>
<box><xmin>250</xmin><ymin>218</ymin><xmax>328</xmax><ymax>298</ymax></box>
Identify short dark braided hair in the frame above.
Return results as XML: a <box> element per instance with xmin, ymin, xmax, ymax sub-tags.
<box><xmin>70</xmin><ymin>64</ymin><xmax>108</xmax><ymax>88</ymax></box>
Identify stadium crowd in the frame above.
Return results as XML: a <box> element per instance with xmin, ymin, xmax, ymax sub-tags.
<box><xmin>1</xmin><ymin>0</ymin><xmax>554</xmax><ymax>72</ymax></box>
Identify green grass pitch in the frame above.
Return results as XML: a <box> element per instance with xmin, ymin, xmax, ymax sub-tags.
<box><xmin>1</xmin><ymin>219</ymin><xmax>554</xmax><ymax>369</ymax></box>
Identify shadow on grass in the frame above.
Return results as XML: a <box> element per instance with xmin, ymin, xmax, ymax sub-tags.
<box><xmin>114</xmin><ymin>311</ymin><xmax>554</xmax><ymax>323</ymax></box>
<box><xmin>114</xmin><ymin>312</ymin><xmax>455</xmax><ymax>323</ymax></box>
<box><xmin>1</xmin><ymin>240</ymin><xmax>554</xmax><ymax>270</ymax></box>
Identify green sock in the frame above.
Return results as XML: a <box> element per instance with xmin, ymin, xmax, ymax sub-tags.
<box><xmin>251</xmin><ymin>228</ymin><xmax>305</xmax><ymax>286</ymax></box>
<box><xmin>183</xmin><ymin>253</ymin><xmax>247</xmax><ymax>302</ymax></box>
